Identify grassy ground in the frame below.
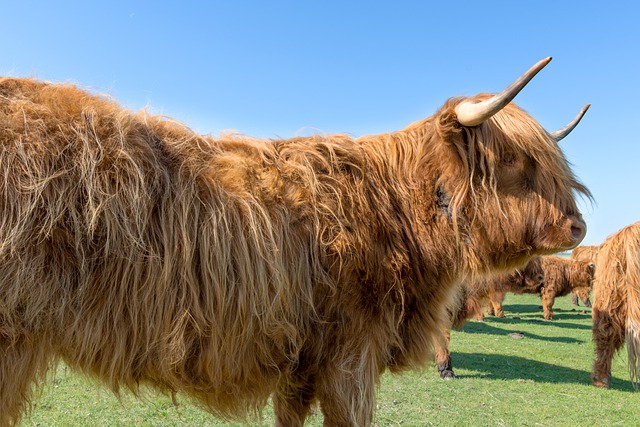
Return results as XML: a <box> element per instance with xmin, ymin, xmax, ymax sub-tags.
<box><xmin>23</xmin><ymin>293</ymin><xmax>640</xmax><ymax>426</ymax></box>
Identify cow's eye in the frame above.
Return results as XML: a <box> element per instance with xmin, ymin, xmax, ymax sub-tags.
<box><xmin>502</xmin><ymin>152</ymin><xmax>516</xmax><ymax>166</ymax></box>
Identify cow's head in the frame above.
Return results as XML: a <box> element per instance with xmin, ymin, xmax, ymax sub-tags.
<box><xmin>573</xmin><ymin>261</ymin><xmax>595</xmax><ymax>307</ymax></box>
<box><xmin>574</xmin><ymin>286</ymin><xmax>593</xmax><ymax>308</ymax></box>
<box><xmin>417</xmin><ymin>57</ymin><xmax>590</xmax><ymax>273</ymax></box>
<box><xmin>519</xmin><ymin>256</ymin><xmax>545</xmax><ymax>291</ymax></box>
<box><xmin>526</xmin><ymin>271</ymin><xmax>545</xmax><ymax>291</ymax></box>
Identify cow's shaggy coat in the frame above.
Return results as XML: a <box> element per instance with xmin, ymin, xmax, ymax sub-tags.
<box><xmin>0</xmin><ymin>67</ymin><xmax>588</xmax><ymax>426</ymax></box>
<box><xmin>571</xmin><ymin>245</ymin><xmax>600</xmax><ymax>263</ymax></box>
<box><xmin>591</xmin><ymin>222</ymin><xmax>640</xmax><ymax>389</ymax></box>
<box><xmin>570</xmin><ymin>244</ymin><xmax>599</xmax><ymax>306</ymax></box>
<box><xmin>538</xmin><ymin>256</ymin><xmax>594</xmax><ymax>319</ymax></box>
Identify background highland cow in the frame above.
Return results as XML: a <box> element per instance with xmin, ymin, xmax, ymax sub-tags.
<box><xmin>570</xmin><ymin>244</ymin><xmax>600</xmax><ymax>306</ymax></box>
<box><xmin>591</xmin><ymin>222</ymin><xmax>640</xmax><ymax>389</ymax></box>
<box><xmin>0</xmin><ymin>57</ymin><xmax>589</xmax><ymax>426</ymax></box>
<box><xmin>485</xmin><ymin>256</ymin><xmax>595</xmax><ymax>320</ymax></box>
<box><xmin>538</xmin><ymin>257</ymin><xmax>594</xmax><ymax>319</ymax></box>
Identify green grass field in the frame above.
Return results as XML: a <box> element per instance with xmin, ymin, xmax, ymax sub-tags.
<box><xmin>23</xmin><ymin>293</ymin><xmax>640</xmax><ymax>426</ymax></box>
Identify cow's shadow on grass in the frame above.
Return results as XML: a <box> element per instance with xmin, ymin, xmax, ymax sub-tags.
<box><xmin>502</xmin><ymin>303</ymin><xmax>592</xmax><ymax>320</ymax></box>
<box><xmin>497</xmin><ymin>314</ymin><xmax>592</xmax><ymax>331</ymax></box>
<box><xmin>546</xmin><ymin>307</ymin><xmax>593</xmax><ymax>321</ymax></box>
<box><xmin>458</xmin><ymin>320</ymin><xmax>587</xmax><ymax>344</ymax></box>
<box><xmin>500</xmin><ymin>303</ymin><xmax>540</xmax><ymax>314</ymax></box>
<box><xmin>451</xmin><ymin>351</ymin><xmax>635</xmax><ymax>392</ymax></box>
<box><xmin>471</xmin><ymin>304</ymin><xmax>593</xmax><ymax>332</ymax></box>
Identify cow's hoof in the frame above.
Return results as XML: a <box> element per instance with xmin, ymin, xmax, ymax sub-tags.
<box><xmin>592</xmin><ymin>374</ymin><xmax>611</xmax><ymax>389</ymax></box>
<box><xmin>439</xmin><ymin>370</ymin><xmax>455</xmax><ymax>380</ymax></box>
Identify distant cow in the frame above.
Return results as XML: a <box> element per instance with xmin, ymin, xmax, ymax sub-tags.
<box><xmin>539</xmin><ymin>256</ymin><xmax>594</xmax><ymax>319</ymax></box>
<box><xmin>0</xmin><ymin>57</ymin><xmax>589</xmax><ymax>427</ymax></box>
<box><xmin>486</xmin><ymin>256</ymin><xmax>595</xmax><ymax>320</ymax></box>
<box><xmin>591</xmin><ymin>222</ymin><xmax>640</xmax><ymax>389</ymax></box>
<box><xmin>570</xmin><ymin>245</ymin><xmax>599</xmax><ymax>306</ymax></box>
<box><xmin>434</xmin><ymin>258</ymin><xmax>545</xmax><ymax>379</ymax></box>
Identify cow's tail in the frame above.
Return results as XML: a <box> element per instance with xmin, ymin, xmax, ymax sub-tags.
<box><xmin>625</xmin><ymin>238</ymin><xmax>640</xmax><ymax>389</ymax></box>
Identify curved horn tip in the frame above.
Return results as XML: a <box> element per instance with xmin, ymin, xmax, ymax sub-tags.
<box><xmin>455</xmin><ymin>56</ymin><xmax>554</xmax><ymax>127</ymax></box>
<box><xmin>550</xmin><ymin>103</ymin><xmax>592</xmax><ymax>142</ymax></box>
<box><xmin>533</xmin><ymin>56</ymin><xmax>553</xmax><ymax>72</ymax></box>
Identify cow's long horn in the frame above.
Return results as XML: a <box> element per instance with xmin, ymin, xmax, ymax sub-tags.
<box><xmin>455</xmin><ymin>57</ymin><xmax>553</xmax><ymax>127</ymax></box>
<box><xmin>550</xmin><ymin>104</ymin><xmax>591</xmax><ymax>142</ymax></box>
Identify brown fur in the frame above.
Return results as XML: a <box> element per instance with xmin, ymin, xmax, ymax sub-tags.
<box><xmin>591</xmin><ymin>222</ymin><xmax>640</xmax><ymax>389</ymax></box>
<box><xmin>570</xmin><ymin>245</ymin><xmax>599</xmax><ymax>306</ymax></box>
<box><xmin>0</xmin><ymin>77</ymin><xmax>588</xmax><ymax>426</ymax></box>
<box><xmin>539</xmin><ymin>257</ymin><xmax>594</xmax><ymax>319</ymax></box>
<box><xmin>484</xmin><ymin>256</ymin><xmax>594</xmax><ymax>320</ymax></box>
<box><xmin>571</xmin><ymin>245</ymin><xmax>600</xmax><ymax>263</ymax></box>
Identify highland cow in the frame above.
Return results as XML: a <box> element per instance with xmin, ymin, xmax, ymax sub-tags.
<box><xmin>539</xmin><ymin>256</ymin><xmax>594</xmax><ymax>319</ymax></box>
<box><xmin>570</xmin><ymin>244</ymin><xmax>599</xmax><ymax>306</ymax></box>
<box><xmin>433</xmin><ymin>257</ymin><xmax>545</xmax><ymax>379</ymax></box>
<box><xmin>0</xmin><ymin>57</ymin><xmax>589</xmax><ymax>426</ymax></box>
<box><xmin>486</xmin><ymin>256</ymin><xmax>595</xmax><ymax>320</ymax></box>
<box><xmin>591</xmin><ymin>222</ymin><xmax>640</xmax><ymax>389</ymax></box>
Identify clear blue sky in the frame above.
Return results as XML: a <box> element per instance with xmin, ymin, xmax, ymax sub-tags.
<box><xmin>1</xmin><ymin>1</ymin><xmax>638</xmax><ymax>247</ymax></box>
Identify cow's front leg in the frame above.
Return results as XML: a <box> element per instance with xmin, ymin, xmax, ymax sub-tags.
<box><xmin>541</xmin><ymin>290</ymin><xmax>555</xmax><ymax>320</ymax></box>
<box><xmin>315</xmin><ymin>342</ymin><xmax>381</xmax><ymax>427</ymax></box>
<box><xmin>434</xmin><ymin>327</ymin><xmax>455</xmax><ymax>380</ymax></box>
<box><xmin>273</xmin><ymin>366</ymin><xmax>317</xmax><ymax>427</ymax></box>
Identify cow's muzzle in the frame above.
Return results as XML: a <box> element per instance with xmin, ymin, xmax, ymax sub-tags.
<box><xmin>568</xmin><ymin>214</ymin><xmax>587</xmax><ymax>248</ymax></box>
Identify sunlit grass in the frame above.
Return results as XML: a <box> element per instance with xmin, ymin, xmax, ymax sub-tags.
<box><xmin>24</xmin><ymin>294</ymin><xmax>639</xmax><ymax>426</ymax></box>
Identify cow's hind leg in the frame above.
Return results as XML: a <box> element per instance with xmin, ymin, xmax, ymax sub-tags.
<box><xmin>592</xmin><ymin>308</ymin><xmax>625</xmax><ymax>388</ymax></box>
<box><xmin>0</xmin><ymin>336</ymin><xmax>52</xmax><ymax>426</ymax></box>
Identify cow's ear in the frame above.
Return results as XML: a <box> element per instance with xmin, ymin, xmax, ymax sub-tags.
<box><xmin>435</xmin><ymin>102</ymin><xmax>466</xmax><ymax>154</ymax></box>
<box><xmin>434</xmin><ymin>104</ymin><xmax>475</xmax><ymax>177</ymax></box>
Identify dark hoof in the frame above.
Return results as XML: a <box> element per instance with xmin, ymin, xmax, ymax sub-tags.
<box><xmin>592</xmin><ymin>379</ymin><xmax>610</xmax><ymax>389</ymax></box>
<box><xmin>439</xmin><ymin>370</ymin><xmax>455</xmax><ymax>380</ymax></box>
<box><xmin>592</xmin><ymin>374</ymin><xmax>611</xmax><ymax>389</ymax></box>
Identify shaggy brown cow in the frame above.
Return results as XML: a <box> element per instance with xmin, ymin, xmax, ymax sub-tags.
<box><xmin>433</xmin><ymin>257</ymin><xmax>545</xmax><ymax>379</ymax></box>
<box><xmin>539</xmin><ymin>256</ymin><xmax>594</xmax><ymax>319</ymax></box>
<box><xmin>591</xmin><ymin>222</ymin><xmax>640</xmax><ymax>389</ymax></box>
<box><xmin>0</xmin><ymin>57</ymin><xmax>589</xmax><ymax>426</ymax></box>
<box><xmin>486</xmin><ymin>256</ymin><xmax>595</xmax><ymax>320</ymax></box>
<box><xmin>570</xmin><ymin>244</ymin><xmax>599</xmax><ymax>306</ymax></box>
